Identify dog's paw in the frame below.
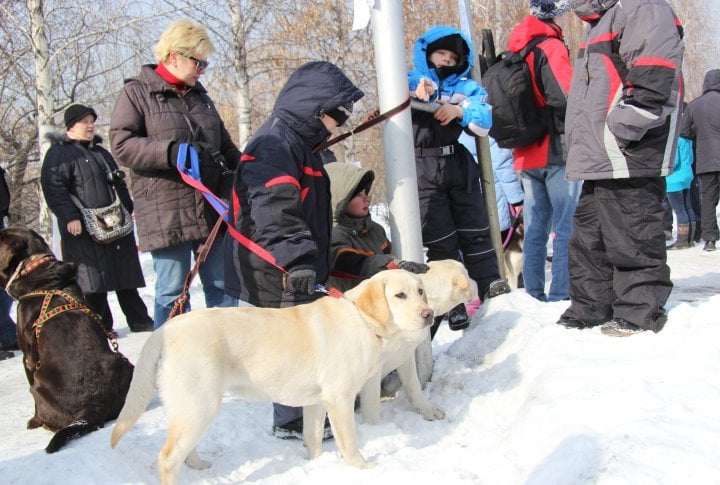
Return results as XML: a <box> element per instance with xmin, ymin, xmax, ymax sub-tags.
<box><xmin>27</xmin><ymin>416</ymin><xmax>43</xmax><ymax>429</ymax></box>
<box><xmin>418</xmin><ymin>403</ymin><xmax>445</xmax><ymax>421</ymax></box>
<box><xmin>184</xmin><ymin>449</ymin><xmax>211</xmax><ymax>470</ymax></box>
<box><xmin>347</xmin><ymin>455</ymin><xmax>376</xmax><ymax>469</ymax></box>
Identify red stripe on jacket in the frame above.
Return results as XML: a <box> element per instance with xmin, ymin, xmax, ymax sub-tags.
<box><xmin>265</xmin><ymin>175</ymin><xmax>300</xmax><ymax>189</ymax></box>
<box><xmin>634</xmin><ymin>57</ymin><xmax>677</xmax><ymax>70</ymax></box>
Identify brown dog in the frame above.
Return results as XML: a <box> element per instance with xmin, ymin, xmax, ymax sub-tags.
<box><xmin>0</xmin><ymin>226</ymin><xmax>134</xmax><ymax>453</ymax></box>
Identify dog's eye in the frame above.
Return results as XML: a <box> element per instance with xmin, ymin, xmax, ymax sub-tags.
<box><xmin>418</xmin><ymin>288</ymin><xmax>424</xmax><ymax>296</ymax></box>
<box><xmin>395</xmin><ymin>292</ymin><xmax>406</xmax><ymax>299</ymax></box>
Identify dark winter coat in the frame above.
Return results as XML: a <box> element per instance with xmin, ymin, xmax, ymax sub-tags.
<box><xmin>565</xmin><ymin>0</ymin><xmax>684</xmax><ymax>181</ymax></box>
<box><xmin>507</xmin><ymin>15</ymin><xmax>573</xmax><ymax>170</ymax></box>
<box><xmin>325</xmin><ymin>162</ymin><xmax>394</xmax><ymax>292</ymax></box>
<box><xmin>223</xmin><ymin>61</ymin><xmax>364</xmax><ymax>307</ymax></box>
<box><xmin>680</xmin><ymin>69</ymin><xmax>720</xmax><ymax>175</ymax></box>
<box><xmin>109</xmin><ymin>65</ymin><xmax>241</xmax><ymax>251</ymax></box>
<box><xmin>40</xmin><ymin>133</ymin><xmax>145</xmax><ymax>293</ymax></box>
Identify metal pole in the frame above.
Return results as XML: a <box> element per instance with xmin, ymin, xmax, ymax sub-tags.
<box><xmin>370</xmin><ymin>0</ymin><xmax>433</xmax><ymax>385</ymax></box>
<box><xmin>458</xmin><ymin>0</ymin><xmax>506</xmax><ymax>279</ymax></box>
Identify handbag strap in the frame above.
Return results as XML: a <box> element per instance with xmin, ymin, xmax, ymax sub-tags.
<box><xmin>166</xmin><ymin>96</ymin><xmax>207</xmax><ymax>143</ymax></box>
<box><xmin>69</xmin><ymin>143</ymin><xmax>121</xmax><ymax>208</ymax></box>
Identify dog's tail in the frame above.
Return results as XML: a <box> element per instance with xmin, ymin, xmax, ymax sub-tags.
<box><xmin>110</xmin><ymin>330</ymin><xmax>163</xmax><ymax>449</ymax></box>
<box><xmin>46</xmin><ymin>420</ymin><xmax>98</xmax><ymax>453</ymax></box>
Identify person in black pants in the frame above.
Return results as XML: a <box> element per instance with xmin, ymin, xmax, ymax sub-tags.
<box><xmin>41</xmin><ymin>104</ymin><xmax>153</xmax><ymax>333</ymax></box>
<box><xmin>408</xmin><ymin>26</ymin><xmax>511</xmax><ymax>333</ymax></box>
<box><xmin>681</xmin><ymin>69</ymin><xmax>720</xmax><ymax>252</ymax></box>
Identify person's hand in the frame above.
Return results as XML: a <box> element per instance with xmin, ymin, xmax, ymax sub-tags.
<box><xmin>396</xmin><ymin>260</ymin><xmax>430</xmax><ymax>274</ymax></box>
<box><xmin>286</xmin><ymin>268</ymin><xmax>316</xmax><ymax>294</ymax></box>
<box><xmin>67</xmin><ymin>220</ymin><xmax>82</xmax><ymax>236</ymax></box>
<box><xmin>415</xmin><ymin>78</ymin><xmax>436</xmax><ymax>101</ymax></box>
<box><xmin>434</xmin><ymin>100</ymin><xmax>463</xmax><ymax>126</ymax></box>
<box><xmin>168</xmin><ymin>141</ymin><xmax>180</xmax><ymax>167</ymax></box>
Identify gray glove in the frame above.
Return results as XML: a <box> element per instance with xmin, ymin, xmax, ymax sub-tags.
<box><xmin>286</xmin><ymin>268</ymin><xmax>316</xmax><ymax>294</ymax></box>
<box><xmin>397</xmin><ymin>260</ymin><xmax>429</xmax><ymax>274</ymax></box>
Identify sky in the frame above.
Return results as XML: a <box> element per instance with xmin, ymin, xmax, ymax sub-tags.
<box><xmin>1</xmin><ymin>238</ymin><xmax>719</xmax><ymax>484</ymax></box>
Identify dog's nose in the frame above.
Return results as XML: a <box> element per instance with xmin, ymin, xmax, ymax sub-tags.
<box><xmin>421</xmin><ymin>308</ymin><xmax>434</xmax><ymax>326</ymax></box>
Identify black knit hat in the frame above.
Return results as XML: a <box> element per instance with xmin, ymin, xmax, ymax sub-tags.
<box><xmin>426</xmin><ymin>34</ymin><xmax>469</xmax><ymax>79</ymax></box>
<box><xmin>64</xmin><ymin>104</ymin><xmax>97</xmax><ymax>129</ymax></box>
<box><xmin>426</xmin><ymin>34</ymin><xmax>469</xmax><ymax>61</ymax></box>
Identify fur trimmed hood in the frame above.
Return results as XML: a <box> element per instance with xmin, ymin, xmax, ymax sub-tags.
<box><xmin>46</xmin><ymin>132</ymin><xmax>104</xmax><ymax>147</ymax></box>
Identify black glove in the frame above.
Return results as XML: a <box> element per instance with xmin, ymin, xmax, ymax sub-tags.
<box><xmin>286</xmin><ymin>268</ymin><xmax>316</xmax><ymax>294</ymax></box>
<box><xmin>168</xmin><ymin>141</ymin><xmax>180</xmax><ymax>167</ymax></box>
<box><xmin>193</xmin><ymin>142</ymin><xmax>229</xmax><ymax>192</ymax></box>
<box><xmin>397</xmin><ymin>260</ymin><xmax>429</xmax><ymax>274</ymax></box>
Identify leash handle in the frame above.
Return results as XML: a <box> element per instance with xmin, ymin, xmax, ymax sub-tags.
<box><xmin>318</xmin><ymin>98</ymin><xmax>411</xmax><ymax>151</ymax></box>
<box><xmin>502</xmin><ymin>205</ymin><xmax>523</xmax><ymax>251</ymax></box>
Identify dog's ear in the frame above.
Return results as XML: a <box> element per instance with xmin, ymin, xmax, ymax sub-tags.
<box><xmin>348</xmin><ymin>276</ymin><xmax>392</xmax><ymax>333</ymax></box>
<box><xmin>0</xmin><ymin>227</ymin><xmax>53</xmax><ymax>286</ymax></box>
<box><xmin>26</xmin><ymin>229</ymin><xmax>51</xmax><ymax>254</ymax></box>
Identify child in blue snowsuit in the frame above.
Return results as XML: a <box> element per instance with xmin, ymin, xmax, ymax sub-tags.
<box><xmin>409</xmin><ymin>25</ymin><xmax>510</xmax><ymax>331</ymax></box>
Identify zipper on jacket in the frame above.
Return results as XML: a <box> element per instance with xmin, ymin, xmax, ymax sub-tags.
<box><xmin>584</xmin><ymin>51</ymin><xmax>590</xmax><ymax>86</ymax></box>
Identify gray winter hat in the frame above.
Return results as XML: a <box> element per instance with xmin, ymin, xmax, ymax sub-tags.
<box><xmin>530</xmin><ymin>0</ymin><xmax>570</xmax><ymax>19</ymax></box>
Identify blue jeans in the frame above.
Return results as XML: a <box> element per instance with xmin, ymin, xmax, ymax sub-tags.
<box><xmin>521</xmin><ymin>166</ymin><xmax>581</xmax><ymax>302</ymax></box>
<box><xmin>151</xmin><ymin>237</ymin><xmax>238</xmax><ymax>328</ymax></box>
<box><xmin>667</xmin><ymin>190</ymin><xmax>697</xmax><ymax>225</ymax></box>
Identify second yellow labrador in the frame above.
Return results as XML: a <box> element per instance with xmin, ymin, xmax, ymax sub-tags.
<box><xmin>110</xmin><ymin>269</ymin><xmax>433</xmax><ymax>485</ymax></box>
<box><xmin>359</xmin><ymin>259</ymin><xmax>478</xmax><ymax>424</ymax></box>
<box><xmin>360</xmin><ymin>259</ymin><xmax>477</xmax><ymax>423</ymax></box>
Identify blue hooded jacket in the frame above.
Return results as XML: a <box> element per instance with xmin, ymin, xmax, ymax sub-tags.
<box><xmin>408</xmin><ymin>25</ymin><xmax>492</xmax><ymax>136</ymax></box>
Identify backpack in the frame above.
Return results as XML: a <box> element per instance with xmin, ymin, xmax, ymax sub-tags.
<box><xmin>484</xmin><ymin>36</ymin><xmax>549</xmax><ymax>149</ymax></box>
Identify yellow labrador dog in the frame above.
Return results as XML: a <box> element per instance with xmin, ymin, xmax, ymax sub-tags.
<box><xmin>359</xmin><ymin>259</ymin><xmax>478</xmax><ymax>424</ymax></box>
<box><xmin>110</xmin><ymin>270</ymin><xmax>433</xmax><ymax>485</ymax></box>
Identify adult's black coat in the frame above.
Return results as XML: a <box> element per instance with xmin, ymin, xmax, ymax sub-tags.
<box><xmin>40</xmin><ymin>133</ymin><xmax>146</xmax><ymax>293</ymax></box>
<box><xmin>681</xmin><ymin>69</ymin><xmax>720</xmax><ymax>175</ymax></box>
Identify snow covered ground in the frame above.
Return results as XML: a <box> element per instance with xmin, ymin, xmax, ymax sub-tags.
<box><xmin>1</xmin><ymin>242</ymin><xmax>719</xmax><ymax>484</ymax></box>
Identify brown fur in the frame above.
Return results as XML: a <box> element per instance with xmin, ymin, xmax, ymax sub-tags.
<box><xmin>0</xmin><ymin>227</ymin><xmax>134</xmax><ymax>452</ymax></box>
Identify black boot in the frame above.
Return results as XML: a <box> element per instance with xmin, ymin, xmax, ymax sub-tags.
<box><xmin>447</xmin><ymin>303</ymin><xmax>470</xmax><ymax>331</ymax></box>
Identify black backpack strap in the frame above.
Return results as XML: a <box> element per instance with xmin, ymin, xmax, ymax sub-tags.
<box><xmin>519</xmin><ymin>36</ymin><xmax>550</xmax><ymax>59</ymax></box>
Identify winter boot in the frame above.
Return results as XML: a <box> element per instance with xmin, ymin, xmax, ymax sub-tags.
<box><xmin>447</xmin><ymin>303</ymin><xmax>470</xmax><ymax>331</ymax></box>
<box><xmin>668</xmin><ymin>224</ymin><xmax>690</xmax><ymax>250</ymax></box>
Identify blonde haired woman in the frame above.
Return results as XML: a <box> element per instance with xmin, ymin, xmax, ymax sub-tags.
<box><xmin>110</xmin><ymin>19</ymin><xmax>240</xmax><ymax>328</ymax></box>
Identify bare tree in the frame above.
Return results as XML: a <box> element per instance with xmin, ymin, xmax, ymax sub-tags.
<box><xmin>0</xmin><ymin>0</ymin><xmax>154</xmax><ymax>234</ymax></box>
<box><xmin>668</xmin><ymin>0</ymin><xmax>720</xmax><ymax>100</ymax></box>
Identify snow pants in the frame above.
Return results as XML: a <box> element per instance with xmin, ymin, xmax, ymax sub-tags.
<box><xmin>415</xmin><ymin>149</ymin><xmax>500</xmax><ymax>296</ymax></box>
<box><xmin>561</xmin><ymin>178</ymin><xmax>672</xmax><ymax>331</ymax></box>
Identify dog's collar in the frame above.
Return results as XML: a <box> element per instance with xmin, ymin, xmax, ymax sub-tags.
<box><xmin>5</xmin><ymin>253</ymin><xmax>56</xmax><ymax>298</ymax></box>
